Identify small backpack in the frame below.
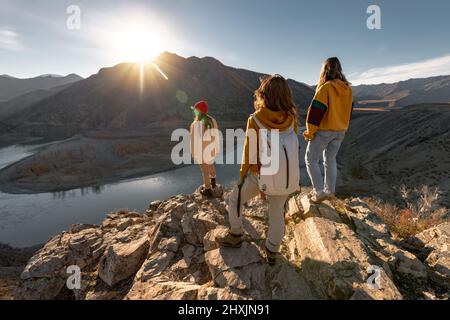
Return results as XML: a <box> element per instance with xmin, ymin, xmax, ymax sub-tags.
<box><xmin>251</xmin><ymin>114</ymin><xmax>300</xmax><ymax>196</ymax></box>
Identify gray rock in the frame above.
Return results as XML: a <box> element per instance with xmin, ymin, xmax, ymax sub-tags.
<box><xmin>204</xmin><ymin>242</ymin><xmax>264</xmax><ymax>291</ymax></box>
<box><xmin>98</xmin><ymin>236</ymin><xmax>149</xmax><ymax>287</ymax></box>
<box><xmin>181</xmin><ymin>210</ymin><xmax>218</xmax><ymax>245</ymax></box>
<box><xmin>388</xmin><ymin>250</ymin><xmax>428</xmax><ymax>279</ymax></box>
<box><xmin>413</xmin><ymin>223</ymin><xmax>450</xmax><ymax>285</ymax></box>
<box><xmin>293</xmin><ymin>217</ymin><xmax>402</xmax><ymax>300</ymax></box>
<box><xmin>203</xmin><ymin>227</ymin><xmax>229</xmax><ymax>252</ymax></box>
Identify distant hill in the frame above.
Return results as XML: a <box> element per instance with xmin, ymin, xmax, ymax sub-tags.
<box><xmin>4</xmin><ymin>52</ymin><xmax>314</xmax><ymax>138</ymax></box>
<box><xmin>339</xmin><ymin>103</ymin><xmax>450</xmax><ymax>207</ymax></box>
<box><xmin>353</xmin><ymin>75</ymin><xmax>450</xmax><ymax>108</ymax></box>
<box><xmin>0</xmin><ymin>83</ymin><xmax>78</xmax><ymax>122</ymax></box>
<box><xmin>0</xmin><ymin>74</ymin><xmax>83</xmax><ymax>102</ymax></box>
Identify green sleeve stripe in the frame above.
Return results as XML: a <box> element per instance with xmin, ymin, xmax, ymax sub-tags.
<box><xmin>311</xmin><ymin>99</ymin><xmax>328</xmax><ymax>111</ymax></box>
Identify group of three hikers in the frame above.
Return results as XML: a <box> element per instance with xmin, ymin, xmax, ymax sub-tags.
<box><xmin>189</xmin><ymin>57</ymin><xmax>353</xmax><ymax>265</ymax></box>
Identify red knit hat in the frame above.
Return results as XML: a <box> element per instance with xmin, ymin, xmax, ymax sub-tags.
<box><xmin>194</xmin><ymin>100</ymin><xmax>208</xmax><ymax>114</ymax></box>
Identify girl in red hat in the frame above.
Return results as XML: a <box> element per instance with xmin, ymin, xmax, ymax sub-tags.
<box><xmin>189</xmin><ymin>100</ymin><xmax>220</xmax><ymax>197</ymax></box>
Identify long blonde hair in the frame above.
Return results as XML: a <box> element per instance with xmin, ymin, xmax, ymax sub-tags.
<box><xmin>254</xmin><ymin>74</ymin><xmax>297</xmax><ymax>117</ymax></box>
<box><xmin>317</xmin><ymin>57</ymin><xmax>350</xmax><ymax>89</ymax></box>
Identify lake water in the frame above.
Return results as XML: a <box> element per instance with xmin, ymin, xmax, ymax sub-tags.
<box><xmin>0</xmin><ymin>133</ymin><xmax>308</xmax><ymax>247</ymax></box>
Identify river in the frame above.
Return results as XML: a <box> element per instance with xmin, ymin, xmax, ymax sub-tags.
<box><xmin>0</xmin><ymin>132</ymin><xmax>308</xmax><ymax>247</ymax></box>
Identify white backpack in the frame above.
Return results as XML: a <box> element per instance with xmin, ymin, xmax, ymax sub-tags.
<box><xmin>251</xmin><ymin>114</ymin><xmax>300</xmax><ymax>196</ymax></box>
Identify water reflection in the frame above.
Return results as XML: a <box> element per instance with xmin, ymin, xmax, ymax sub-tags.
<box><xmin>0</xmin><ymin>162</ymin><xmax>240</xmax><ymax>247</ymax></box>
<box><xmin>52</xmin><ymin>185</ymin><xmax>106</xmax><ymax>199</ymax></box>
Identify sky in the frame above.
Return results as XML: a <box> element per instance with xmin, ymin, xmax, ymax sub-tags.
<box><xmin>1</xmin><ymin>0</ymin><xmax>450</xmax><ymax>85</ymax></box>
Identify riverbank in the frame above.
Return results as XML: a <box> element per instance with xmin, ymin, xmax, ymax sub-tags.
<box><xmin>0</xmin><ymin>135</ymin><xmax>179</xmax><ymax>194</ymax></box>
<box><xmin>0</xmin><ymin>121</ymin><xmax>248</xmax><ymax>194</ymax></box>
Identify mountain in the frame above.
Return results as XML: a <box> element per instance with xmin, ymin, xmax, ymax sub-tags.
<box><xmin>339</xmin><ymin>103</ymin><xmax>450</xmax><ymax>208</ymax></box>
<box><xmin>353</xmin><ymin>75</ymin><xmax>450</xmax><ymax>108</ymax></box>
<box><xmin>0</xmin><ymin>73</ymin><xmax>83</xmax><ymax>102</ymax></box>
<box><xmin>0</xmin><ymin>83</ymin><xmax>79</xmax><ymax>122</ymax></box>
<box><xmin>3</xmin><ymin>52</ymin><xmax>314</xmax><ymax>138</ymax></box>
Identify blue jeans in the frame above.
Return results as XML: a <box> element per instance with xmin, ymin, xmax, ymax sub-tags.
<box><xmin>305</xmin><ymin>130</ymin><xmax>346</xmax><ymax>195</ymax></box>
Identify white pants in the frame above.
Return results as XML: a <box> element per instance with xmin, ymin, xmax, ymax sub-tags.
<box><xmin>227</xmin><ymin>174</ymin><xmax>288</xmax><ymax>252</ymax></box>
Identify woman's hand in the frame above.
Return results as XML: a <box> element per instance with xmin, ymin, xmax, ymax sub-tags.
<box><xmin>303</xmin><ymin>130</ymin><xmax>314</xmax><ymax>141</ymax></box>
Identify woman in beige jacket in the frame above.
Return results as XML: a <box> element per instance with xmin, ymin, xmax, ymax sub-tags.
<box><xmin>189</xmin><ymin>100</ymin><xmax>220</xmax><ymax>197</ymax></box>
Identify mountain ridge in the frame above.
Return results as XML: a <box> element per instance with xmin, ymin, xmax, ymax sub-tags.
<box><xmin>353</xmin><ymin>74</ymin><xmax>450</xmax><ymax>108</ymax></box>
<box><xmin>2</xmin><ymin>52</ymin><xmax>314</xmax><ymax>139</ymax></box>
<box><xmin>0</xmin><ymin>73</ymin><xmax>83</xmax><ymax>102</ymax></box>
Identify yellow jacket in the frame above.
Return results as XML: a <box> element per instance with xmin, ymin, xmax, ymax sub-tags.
<box><xmin>304</xmin><ymin>80</ymin><xmax>353</xmax><ymax>140</ymax></box>
<box><xmin>240</xmin><ymin>107</ymin><xmax>298</xmax><ymax>181</ymax></box>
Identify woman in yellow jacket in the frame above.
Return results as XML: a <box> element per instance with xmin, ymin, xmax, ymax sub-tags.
<box><xmin>304</xmin><ymin>57</ymin><xmax>353</xmax><ymax>203</ymax></box>
<box><xmin>217</xmin><ymin>74</ymin><xmax>298</xmax><ymax>265</ymax></box>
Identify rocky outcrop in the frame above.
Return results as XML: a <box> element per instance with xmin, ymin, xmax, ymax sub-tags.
<box><xmin>292</xmin><ymin>217</ymin><xmax>401</xmax><ymax>299</ymax></box>
<box><xmin>14</xmin><ymin>188</ymin><xmax>449</xmax><ymax>300</ymax></box>
<box><xmin>406</xmin><ymin>223</ymin><xmax>450</xmax><ymax>287</ymax></box>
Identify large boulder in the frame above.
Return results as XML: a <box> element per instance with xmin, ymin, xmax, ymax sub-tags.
<box><xmin>15</xmin><ymin>226</ymin><xmax>104</xmax><ymax>300</ymax></box>
<box><xmin>181</xmin><ymin>210</ymin><xmax>219</xmax><ymax>245</ymax></box>
<box><xmin>98</xmin><ymin>236</ymin><xmax>149</xmax><ymax>287</ymax></box>
<box><xmin>204</xmin><ymin>242</ymin><xmax>265</xmax><ymax>291</ymax></box>
<box><xmin>293</xmin><ymin>217</ymin><xmax>402</xmax><ymax>300</ymax></box>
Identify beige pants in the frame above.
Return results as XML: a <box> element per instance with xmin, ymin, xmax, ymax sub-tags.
<box><xmin>199</xmin><ymin>163</ymin><xmax>216</xmax><ymax>189</ymax></box>
<box><xmin>227</xmin><ymin>174</ymin><xmax>288</xmax><ymax>252</ymax></box>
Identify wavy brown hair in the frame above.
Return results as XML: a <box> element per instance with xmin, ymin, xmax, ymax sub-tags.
<box><xmin>254</xmin><ymin>74</ymin><xmax>297</xmax><ymax>117</ymax></box>
<box><xmin>317</xmin><ymin>57</ymin><xmax>350</xmax><ymax>89</ymax></box>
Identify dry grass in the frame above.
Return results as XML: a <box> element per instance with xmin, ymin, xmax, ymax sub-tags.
<box><xmin>366</xmin><ymin>185</ymin><xmax>448</xmax><ymax>239</ymax></box>
<box><xmin>114</xmin><ymin>143</ymin><xmax>152</xmax><ymax>158</ymax></box>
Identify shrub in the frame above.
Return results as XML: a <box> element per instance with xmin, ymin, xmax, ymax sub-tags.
<box><xmin>367</xmin><ymin>185</ymin><xmax>447</xmax><ymax>238</ymax></box>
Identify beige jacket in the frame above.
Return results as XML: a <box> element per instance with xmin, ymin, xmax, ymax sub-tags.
<box><xmin>189</xmin><ymin>115</ymin><xmax>220</xmax><ymax>164</ymax></box>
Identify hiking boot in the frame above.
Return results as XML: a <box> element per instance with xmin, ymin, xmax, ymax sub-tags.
<box><xmin>264</xmin><ymin>246</ymin><xmax>278</xmax><ymax>266</ymax></box>
<box><xmin>216</xmin><ymin>232</ymin><xmax>243</xmax><ymax>248</ymax></box>
<box><xmin>309</xmin><ymin>191</ymin><xmax>327</xmax><ymax>204</ymax></box>
<box><xmin>210</xmin><ymin>177</ymin><xmax>217</xmax><ymax>189</ymax></box>
<box><xmin>200</xmin><ymin>187</ymin><xmax>214</xmax><ymax>198</ymax></box>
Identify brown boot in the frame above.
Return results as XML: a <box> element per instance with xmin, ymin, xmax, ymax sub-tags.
<box><xmin>210</xmin><ymin>177</ymin><xmax>217</xmax><ymax>189</ymax></box>
<box><xmin>216</xmin><ymin>232</ymin><xmax>242</xmax><ymax>248</ymax></box>
<box><xmin>200</xmin><ymin>186</ymin><xmax>213</xmax><ymax>198</ymax></box>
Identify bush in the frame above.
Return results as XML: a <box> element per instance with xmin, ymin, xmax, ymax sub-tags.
<box><xmin>367</xmin><ymin>185</ymin><xmax>447</xmax><ymax>238</ymax></box>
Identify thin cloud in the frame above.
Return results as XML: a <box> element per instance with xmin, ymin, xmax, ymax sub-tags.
<box><xmin>351</xmin><ymin>54</ymin><xmax>450</xmax><ymax>85</ymax></box>
<box><xmin>0</xmin><ymin>28</ymin><xmax>23</xmax><ymax>51</ymax></box>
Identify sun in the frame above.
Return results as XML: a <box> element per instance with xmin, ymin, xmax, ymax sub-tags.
<box><xmin>113</xmin><ymin>23</ymin><xmax>165</xmax><ymax>63</ymax></box>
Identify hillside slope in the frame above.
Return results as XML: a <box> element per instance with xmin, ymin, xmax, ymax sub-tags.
<box><xmin>339</xmin><ymin>103</ymin><xmax>450</xmax><ymax>207</ymax></box>
<box><xmin>0</xmin><ymin>83</ymin><xmax>79</xmax><ymax>121</ymax></box>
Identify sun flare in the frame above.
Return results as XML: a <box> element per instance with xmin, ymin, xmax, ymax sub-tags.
<box><xmin>113</xmin><ymin>23</ymin><xmax>165</xmax><ymax>63</ymax></box>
